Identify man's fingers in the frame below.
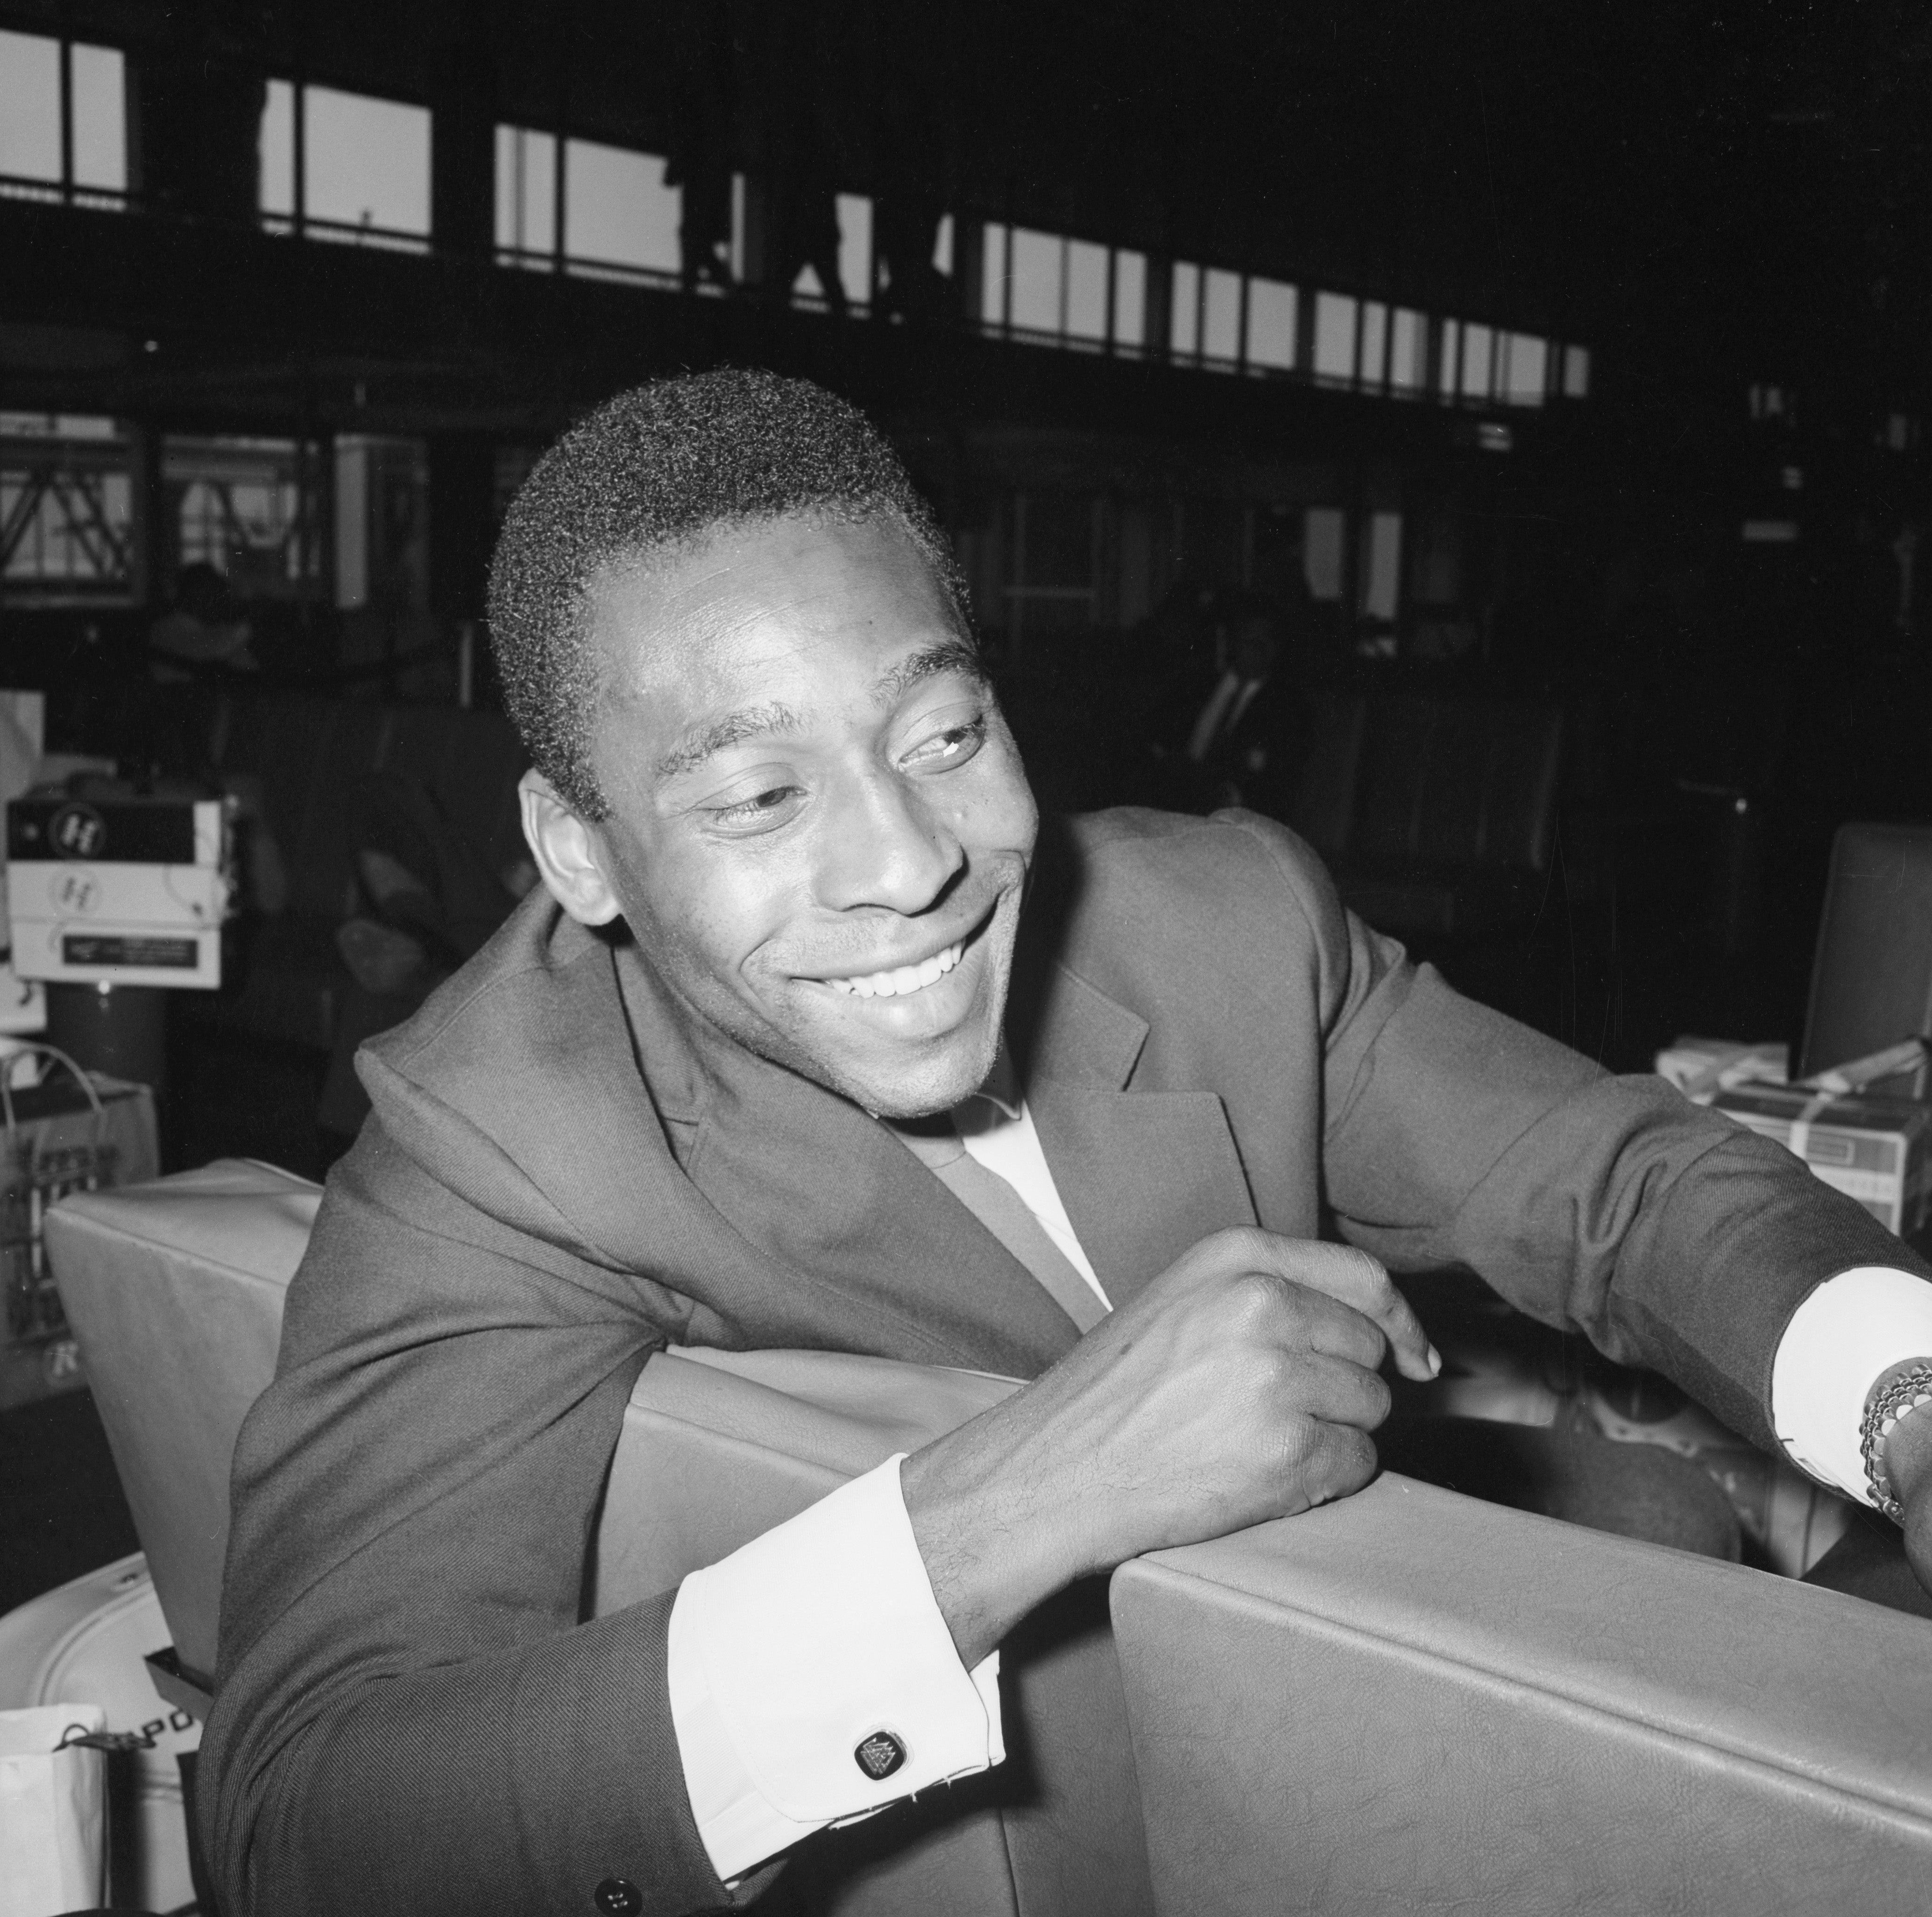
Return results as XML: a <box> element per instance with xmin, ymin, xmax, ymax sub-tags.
<box><xmin>1236</xmin><ymin>1233</ymin><xmax>1440</xmax><ymax>1382</ymax></box>
<box><xmin>1302</xmin><ymin>1420</ymin><xmax>1379</xmax><ymax>1507</ymax></box>
<box><xmin>1258</xmin><ymin>1280</ymin><xmax>1389</xmax><ymax>1375</ymax></box>
<box><xmin>1273</xmin><ymin>1348</ymin><xmax>1393</xmax><ymax>1433</ymax></box>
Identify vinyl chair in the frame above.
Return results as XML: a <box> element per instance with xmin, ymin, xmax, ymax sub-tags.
<box><xmin>42</xmin><ymin>1161</ymin><xmax>1932</xmax><ymax>1917</ymax></box>
<box><xmin>47</xmin><ymin>1160</ymin><xmax>316</xmax><ymax>1713</ymax></box>
<box><xmin>44</xmin><ymin>1160</ymin><xmax>1153</xmax><ymax>1917</ymax></box>
<box><xmin>1112</xmin><ymin>1474</ymin><xmax>1932</xmax><ymax>1916</ymax></box>
<box><xmin>1802</xmin><ymin>821</ymin><xmax>1932</xmax><ymax>1098</ymax></box>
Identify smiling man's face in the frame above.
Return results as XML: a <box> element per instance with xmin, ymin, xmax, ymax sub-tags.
<box><xmin>556</xmin><ymin>512</ymin><xmax>1038</xmax><ymax>1118</ymax></box>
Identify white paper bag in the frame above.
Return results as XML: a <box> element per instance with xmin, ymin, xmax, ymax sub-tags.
<box><xmin>0</xmin><ymin>1704</ymin><xmax>106</xmax><ymax>1917</ymax></box>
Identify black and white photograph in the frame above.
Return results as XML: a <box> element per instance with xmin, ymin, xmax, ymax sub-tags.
<box><xmin>0</xmin><ymin>3</ymin><xmax>1930</xmax><ymax>1911</ymax></box>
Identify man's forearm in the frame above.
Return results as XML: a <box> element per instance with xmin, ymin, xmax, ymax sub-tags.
<box><xmin>901</xmin><ymin>1401</ymin><xmax>1087</xmax><ymax>1669</ymax></box>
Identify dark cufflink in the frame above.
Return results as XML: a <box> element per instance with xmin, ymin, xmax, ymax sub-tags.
<box><xmin>593</xmin><ymin>1876</ymin><xmax>643</xmax><ymax>1914</ymax></box>
<box><xmin>853</xmin><ymin>1728</ymin><xmax>907</xmax><ymax>1781</ymax></box>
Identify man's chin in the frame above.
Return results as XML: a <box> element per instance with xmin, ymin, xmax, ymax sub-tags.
<box><xmin>826</xmin><ymin>1024</ymin><xmax>1004</xmax><ymax>1120</ymax></box>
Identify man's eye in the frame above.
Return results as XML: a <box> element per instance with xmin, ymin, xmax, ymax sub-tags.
<box><xmin>707</xmin><ymin>785</ymin><xmax>802</xmax><ymax>829</ymax></box>
<box><xmin>901</xmin><ymin>716</ymin><xmax>988</xmax><ymax>770</ymax></box>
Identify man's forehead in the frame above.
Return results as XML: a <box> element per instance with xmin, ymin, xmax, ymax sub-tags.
<box><xmin>587</xmin><ymin>513</ymin><xmax>951</xmax><ymax>685</ymax></box>
<box><xmin>582</xmin><ymin>515</ymin><xmax>977</xmax><ymax>778</ymax></box>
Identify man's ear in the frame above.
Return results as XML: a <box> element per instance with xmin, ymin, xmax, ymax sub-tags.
<box><xmin>519</xmin><ymin>770</ymin><xmax>623</xmax><ymax>927</ymax></box>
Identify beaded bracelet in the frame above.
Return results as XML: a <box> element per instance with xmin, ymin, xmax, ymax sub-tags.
<box><xmin>1861</xmin><ymin>1362</ymin><xmax>1932</xmax><ymax>1524</ymax></box>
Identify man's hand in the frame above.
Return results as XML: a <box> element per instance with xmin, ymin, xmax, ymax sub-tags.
<box><xmin>1875</xmin><ymin>1360</ymin><xmax>1932</xmax><ymax>1596</ymax></box>
<box><xmin>900</xmin><ymin>1228</ymin><xmax>1439</xmax><ymax>1668</ymax></box>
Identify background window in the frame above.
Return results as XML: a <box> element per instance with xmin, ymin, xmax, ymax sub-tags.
<box><xmin>1359</xmin><ymin>511</ymin><xmax>1403</xmax><ymax>622</ymax></box>
<box><xmin>1202</xmin><ymin>269</ymin><xmax>1242</xmax><ymax>364</ymax></box>
<box><xmin>1066</xmin><ymin>239</ymin><xmax>1108</xmax><ymax>342</ymax></box>
<box><xmin>334</xmin><ymin>436</ymin><xmax>429</xmax><ymax>613</ymax></box>
<box><xmin>1359</xmin><ymin>302</ymin><xmax>1388</xmax><ymax>389</ymax></box>
<box><xmin>0</xmin><ymin>414</ymin><xmax>135</xmax><ymax>601</ymax></box>
<box><xmin>981</xmin><ymin>222</ymin><xmax>1010</xmax><ymax>327</ymax></box>
<box><xmin>1112</xmin><ymin>249</ymin><xmax>1146</xmax><ymax>348</ymax></box>
<box><xmin>1170</xmin><ymin>261</ymin><xmax>1201</xmax><ymax>357</ymax></box>
<box><xmin>262</xmin><ymin>80</ymin><xmax>431</xmax><ymax>241</ymax></box>
<box><xmin>566</xmin><ymin>140</ymin><xmax>679</xmax><ymax>276</ymax></box>
<box><xmin>1246</xmin><ymin>277</ymin><xmax>1297</xmax><ymax>371</ymax></box>
<box><xmin>1563</xmin><ymin>345</ymin><xmax>1592</xmax><ymax>398</ymax></box>
<box><xmin>1313</xmin><ymin>292</ymin><xmax>1358</xmax><ymax>383</ymax></box>
<box><xmin>1303</xmin><ymin>507</ymin><xmax>1346</xmax><ymax>601</ymax></box>
<box><xmin>0</xmin><ymin>31</ymin><xmax>125</xmax><ymax>196</ymax></box>
<box><xmin>1499</xmin><ymin>332</ymin><xmax>1548</xmax><ymax>405</ymax></box>
<box><xmin>164</xmin><ymin>437</ymin><xmax>323</xmax><ymax>597</ymax></box>
<box><xmin>836</xmin><ymin>193</ymin><xmax>873</xmax><ymax>306</ymax></box>
<box><xmin>0</xmin><ymin>30</ymin><xmax>62</xmax><ymax>182</ymax></box>
<box><xmin>260</xmin><ymin>78</ymin><xmax>294</xmax><ymax>218</ymax></box>
<box><xmin>1009</xmin><ymin>226</ymin><xmax>1062</xmax><ymax>333</ymax></box>
<box><xmin>304</xmin><ymin>85</ymin><xmax>430</xmax><ymax>236</ymax></box>
<box><xmin>69</xmin><ymin>43</ymin><xmax>125</xmax><ymax>191</ymax></box>
<box><xmin>494</xmin><ymin>125</ymin><xmax>557</xmax><ymax>257</ymax></box>
<box><xmin>1389</xmin><ymin>309</ymin><xmax>1427</xmax><ymax>391</ymax></box>
<box><xmin>1460</xmin><ymin>323</ymin><xmax>1494</xmax><ymax>401</ymax></box>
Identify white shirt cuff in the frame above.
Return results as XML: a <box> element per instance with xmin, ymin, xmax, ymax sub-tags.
<box><xmin>666</xmin><ymin>1455</ymin><xmax>1005</xmax><ymax>1884</ymax></box>
<box><xmin>1770</xmin><ymin>1266</ymin><xmax>1932</xmax><ymax>1503</ymax></box>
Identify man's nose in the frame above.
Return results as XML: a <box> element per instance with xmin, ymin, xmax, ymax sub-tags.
<box><xmin>818</xmin><ymin>766</ymin><xmax>965</xmax><ymax>914</ymax></box>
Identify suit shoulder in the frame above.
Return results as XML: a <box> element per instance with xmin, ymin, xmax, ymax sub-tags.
<box><xmin>1043</xmin><ymin>807</ymin><xmax>1351</xmax><ymax>1005</ymax></box>
<box><xmin>1059</xmin><ymin>806</ymin><xmax>1345</xmax><ymax>934</ymax></box>
<box><xmin>365</xmin><ymin>891</ymin><xmax>600</xmax><ymax>1080</ymax></box>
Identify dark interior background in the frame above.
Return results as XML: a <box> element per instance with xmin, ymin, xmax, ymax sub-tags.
<box><xmin>4</xmin><ymin>0</ymin><xmax>1931</xmax><ymax>1139</ymax></box>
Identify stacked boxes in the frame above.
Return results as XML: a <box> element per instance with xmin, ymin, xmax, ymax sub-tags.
<box><xmin>1710</xmin><ymin>1084</ymin><xmax>1929</xmax><ymax>1237</ymax></box>
<box><xmin>0</xmin><ymin>1071</ymin><xmax>159</xmax><ymax>1409</ymax></box>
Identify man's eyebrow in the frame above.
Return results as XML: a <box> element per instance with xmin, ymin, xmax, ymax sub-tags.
<box><xmin>655</xmin><ymin>702</ymin><xmax>802</xmax><ymax>781</ymax></box>
<box><xmin>870</xmin><ymin>640</ymin><xmax>987</xmax><ymax>707</ymax></box>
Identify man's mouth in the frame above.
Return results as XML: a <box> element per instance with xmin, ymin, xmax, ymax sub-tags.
<box><xmin>823</xmin><ymin>940</ymin><xmax>964</xmax><ymax>999</ymax></box>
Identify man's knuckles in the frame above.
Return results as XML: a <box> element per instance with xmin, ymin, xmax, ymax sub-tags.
<box><xmin>1315</xmin><ymin>1424</ymin><xmax>1380</xmax><ymax>1500</ymax></box>
<box><xmin>1219</xmin><ymin>1266</ymin><xmax>1294</xmax><ymax>1335</ymax></box>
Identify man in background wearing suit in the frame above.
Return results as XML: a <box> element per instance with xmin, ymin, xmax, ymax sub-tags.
<box><xmin>1176</xmin><ymin>593</ymin><xmax>1308</xmax><ymax>815</ymax></box>
<box><xmin>202</xmin><ymin>370</ymin><xmax>1932</xmax><ymax>1917</ymax></box>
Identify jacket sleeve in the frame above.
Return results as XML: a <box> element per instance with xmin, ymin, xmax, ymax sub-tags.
<box><xmin>1253</xmin><ymin>819</ymin><xmax>1932</xmax><ymax>1452</ymax></box>
<box><xmin>198</xmin><ymin>1120</ymin><xmax>765</xmax><ymax>1917</ymax></box>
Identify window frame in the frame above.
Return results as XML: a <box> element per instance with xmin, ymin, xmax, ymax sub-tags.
<box><xmin>0</xmin><ymin>27</ymin><xmax>127</xmax><ymax>208</ymax></box>
<box><xmin>261</xmin><ymin>75</ymin><xmax>434</xmax><ymax>252</ymax></box>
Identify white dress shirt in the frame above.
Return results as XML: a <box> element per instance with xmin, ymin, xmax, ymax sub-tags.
<box><xmin>668</xmin><ymin>1076</ymin><xmax>1932</xmax><ymax>1883</ymax></box>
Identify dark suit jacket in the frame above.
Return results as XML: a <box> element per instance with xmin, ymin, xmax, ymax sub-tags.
<box><xmin>201</xmin><ymin>808</ymin><xmax>1922</xmax><ymax>1917</ymax></box>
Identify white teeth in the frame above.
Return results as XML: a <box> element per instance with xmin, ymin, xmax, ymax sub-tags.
<box><xmin>824</xmin><ymin>942</ymin><xmax>962</xmax><ymax>998</ymax></box>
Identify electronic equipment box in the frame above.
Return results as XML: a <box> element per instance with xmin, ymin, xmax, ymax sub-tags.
<box><xmin>6</xmin><ymin>793</ymin><xmax>232</xmax><ymax>989</ymax></box>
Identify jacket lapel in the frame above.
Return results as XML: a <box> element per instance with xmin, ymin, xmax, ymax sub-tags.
<box><xmin>1019</xmin><ymin>964</ymin><xmax>1259</xmax><ymax>1310</ymax></box>
<box><xmin>618</xmin><ymin>946</ymin><xmax>1082</xmax><ymax>1380</ymax></box>
<box><xmin>480</xmin><ymin>889</ymin><xmax>1253</xmax><ymax>1365</ymax></box>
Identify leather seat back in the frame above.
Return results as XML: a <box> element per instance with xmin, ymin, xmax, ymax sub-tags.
<box><xmin>46</xmin><ymin>1161</ymin><xmax>1152</xmax><ymax>1917</ymax></box>
<box><xmin>1111</xmin><ymin>1474</ymin><xmax>1932</xmax><ymax>1915</ymax></box>
<box><xmin>1803</xmin><ymin>821</ymin><xmax>1932</xmax><ymax>1097</ymax></box>
<box><xmin>48</xmin><ymin>1160</ymin><xmax>316</xmax><ymax>1684</ymax></box>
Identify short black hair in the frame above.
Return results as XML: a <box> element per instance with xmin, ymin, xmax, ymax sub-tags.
<box><xmin>486</xmin><ymin>368</ymin><xmax>970</xmax><ymax>820</ymax></box>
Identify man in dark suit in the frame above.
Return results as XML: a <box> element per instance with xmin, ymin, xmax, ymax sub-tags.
<box><xmin>201</xmin><ymin>372</ymin><xmax>1932</xmax><ymax>1917</ymax></box>
<box><xmin>1150</xmin><ymin>587</ymin><xmax>1313</xmax><ymax>818</ymax></box>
